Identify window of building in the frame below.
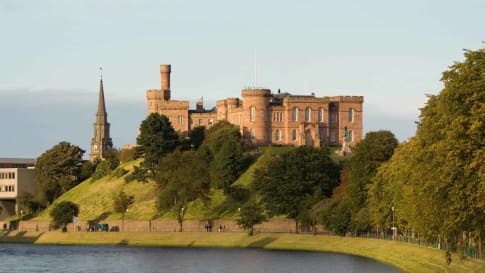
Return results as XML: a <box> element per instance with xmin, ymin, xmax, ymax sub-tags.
<box><xmin>349</xmin><ymin>108</ymin><xmax>354</xmax><ymax>122</ymax></box>
<box><xmin>330</xmin><ymin>130</ymin><xmax>336</xmax><ymax>143</ymax></box>
<box><xmin>330</xmin><ymin>113</ymin><xmax>337</xmax><ymax>123</ymax></box>
<box><xmin>292</xmin><ymin>129</ymin><xmax>298</xmax><ymax>141</ymax></box>
<box><xmin>319</xmin><ymin>127</ymin><xmax>326</xmax><ymax>142</ymax></box>
<box><xmin>250</xmin><ymin>129</ymin><xmax>256</xmax><ymax>140</ymax></box>
<box><xmin>208</xmin><ymin>119</ymin><xmax>213</xmax><ymax>126</ymax></box>
<box><xmin>305</xmin><ymin>107</ymin><xmax>311</xmax><ymax>122</ymax></box>
<box><xmin>199</xmin><ymin>119</ymin><xmax>204</xmax><ymax>126</ymax></box>
<box><xmin>250</xmin><ymin>106</ymin><xmax>256</xmax><ymax>122</ymax></box>
<box><xmin>348</xmin><ymin>130</ymin><xmax>353</xmax><ymax>141</ymax></box>
<box><xmin>275</xmin><ymin>130</ymin><xmax>281</xmax><ymax>141</ymax></box>
<box><xmin>178</xmin><ymin>115</ymin><xmax>184</xmax><ymax>125</ymax></box>
<box><xmin>273</xmin><ymin>112</ymin><xmax>283</xmax><ymax>122</ymax></box>
<box><xmin>318</xmin><ymin>108</ymin><xmax>324</xmax><ymax>122</ymax></box>
<box><xmin>292</xmin><ymin>107</ymin><xmax>299</xmax><ymax>122</ymax></box>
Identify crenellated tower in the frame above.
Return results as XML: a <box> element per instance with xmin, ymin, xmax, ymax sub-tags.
<box><xmin>90</xmin><ymin>75</ymin><xmax>113</xmax><ymax>161</ymax></box>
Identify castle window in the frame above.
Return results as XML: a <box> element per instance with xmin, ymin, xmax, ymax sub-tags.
<box><xmin>319</xmin><ymin>127</ymin><xmax>326</xmax><ymax>142</ymax></box>
<box><xmin>348</xmin><ymin>130</ymin><xmax>353</xmax><ymax>141</ymax></box>
<box><xmin>305</xmin><ymin>107</ymin><xmax>311</xmax><ymax>122</ymax></box>
<box><xmin>273</xmin><ymin>112</ymin><xmax>283</xmax><ymax>122</ymax></box>
<box><xmin>349</xmin><ymin>108</ymin><xmax>354</xmax><ymax>122</ymax></box>
<box><xmin>330</xmin><ymin>130</ymin><xmax>336</xmax><ymax>143</ymax></box>
<box><xmin>178</xmin><ymin>115</ymin><xmax>184</xmax><ymax>125</ymax></box>
<box><xmin>199</xmin><ymin>119</ymin><xmax>204</xmax><ymax>126</ymax></box>
<box><xmin>292</xmin><ymin>107</ymin><xmax>299</xmax><ymax>122</ymax></box>
<box><xmin>250</xmin><ymin>129</ymin><xmax>256</xmax><ymax>140</ymax></box>
<box><xmin>250</xmin><ymin>106</ymin><xmax>256</xmax><ymax>122</ymax></box>
<box><xmin>330</xmin><ymin>113</ymin><xmax>337</xmax><ymax>123</ymax></box>
<box><xmin>275</xmin><ymin>130</ymin><xmax>281</xmax><ymax>141</ymax></box>
<box><xmin>292</xmin><ymin>129</ymin><xmax>298</xmax><ymax>141</ymax></box>
<box><xmin>208</xmin><ymin>119</ymin><xmax>213</xmax><ymax>126</ymax></box>
<box><xmin>318</xmin><ymin>108</ymin><xmax>324</xmax><ymax>122</ymax></box>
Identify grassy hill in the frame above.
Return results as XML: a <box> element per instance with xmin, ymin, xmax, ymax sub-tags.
<box><xmin>33</xmin><ymin>147</ymin><xmax>296</xmax><ymax>222</ymax></box>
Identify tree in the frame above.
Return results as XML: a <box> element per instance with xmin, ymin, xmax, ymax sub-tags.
<box><xmin>255</xmin><ymin>146</ymin><xmax>340</xmax><ymax>232</ymax></box>
<box><xmin>209</xmin><ymin>138</ymin><xmax>245</xmax><ymax>193</ymax></box>
<box><xmin>155</xmin><ymin>150</ymin><xmax>211</xmax><ymax>232</ymax></box>
<box><xmin>202</xmin><ymin>121</ymin><xmax>241</xmax><ymax>155</ymax></box>
<box><xmin>188</xmin><ymin>126</ymin><xmax>205</xmax><ymax>150</ymax></box>
<box><xmin>36</xmin><ymin>142</ymin><xmax>85</xmax><ymax>205</ymax></box>
<box><xmin>367</xmin><ymin>48</ymin><xmax>485</xmax><ymax>257</ymax></box>
<box><xmin>137</xmin><ymin>113</ymin><xmax>180</xmax><ymax>173</ymax></box>
<box><xmin>50</xmin><ymin>201</ymin><xmax>79</xmax><ymax>231</ymax></box>
<box><xmin>236</xmin><ymin>201</ymin><xmax>266</xmax><ymax>235</ymax></box>
<box><xmin>112</xmin><ymin>190</ymin><xmax>134</xmax><ymax>231</ymax></box>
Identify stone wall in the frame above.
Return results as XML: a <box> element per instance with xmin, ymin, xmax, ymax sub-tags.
<box><xmin>0</xmin><ymin>219</ymin><xmax>318</xmax><ymax>234</ymax></box>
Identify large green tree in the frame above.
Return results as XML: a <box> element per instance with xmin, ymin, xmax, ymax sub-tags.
<box><xmin>112</xmin><ymin>190</ymin><xmax>134</xmax><ymax>231</ymax></box>
<box><xmin>155</xmin><ymin>150</ymin><xmax>211</xmax><ymax>231</ymax></box>
<box><xmin>137</xmin><ymin>113</ymin><xmax>180</xmax><ymax>173</ymax></box>
<box><xmin>255</xmin><ymin>146</ymin><xmax>340</xmax><ymax>232</ymax></box>
<box><xmin>209</xmin><ymin>138</ymin><xmax>245</xmax><ymax>193</ymax></box>
<box><xmin>50</xmin><ymin>201</ymin><xmax>79</xmax><ymax>231</ymax></box>
<box><xmin>236</xmin><ymin>201</ymin><xmax>266</xmax><ymax>235</ymax></box>
<box><xmin>368</xmin><ymin>48</ymin><xmax>485</xmax><ymax>256</ymax></box>
<box><xmin>36</xmin><ymin>141</ymin><xmax>85</xmax><ymax>205</ymax></box>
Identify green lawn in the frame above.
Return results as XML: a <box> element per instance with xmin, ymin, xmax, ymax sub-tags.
<box><xmin>1</xmin><ymin>231</ymin><xmax>483</xmax><ymax>273</ymax></box>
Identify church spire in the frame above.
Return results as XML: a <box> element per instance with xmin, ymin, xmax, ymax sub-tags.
<box><xmin>90</xmin><ymin>69</ymin><xmax>113</xmax><ymax>161</ymax></box>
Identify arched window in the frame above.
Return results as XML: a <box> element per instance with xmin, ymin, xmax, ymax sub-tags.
<box><xmin>348</xmin><ymin>130</ymin><xmax>353</xmax><ymax>141</ymax></box>
<box><xmin>292</xmin><ymin>107</ymin><xmax>299</xmax><ymax>122</ymax></box>
<box><xmin>250</xmin><ymin>129</ymin><xmax>256</xmax><ymax>140</ymax></box>
<box><xmin>292</xmin><ymin>129</ymin><xmax>298</xmax><ymax>141</ymax></box>
<box><xmin>348</xmin><ymin>108</ymin><xmax>354</xmax><ymax>122</ymax></box>
<box><xmin>305</xmin><ymin>107</ymin><xmax>311</xmax><ymax>122</ymax></box>
<box><xmin>250</xmin><ymin>106</ymin><xmax>256</xmax><ymax>122</ymax></box>
<box><xmin>275</xmin><ymin>130</ymin><xmax>281</xmax><ymax>141</ymax></box>
<box><xmin>318</xmin><ymin>108</ymin><xmax>324</xmax><ymax>122</ymax></box>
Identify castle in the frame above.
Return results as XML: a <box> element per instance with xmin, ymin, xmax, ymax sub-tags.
<box><xmin>147</xmin><ymin>65</ymin><xmax>363</xmax><ymax>147</ymax></box>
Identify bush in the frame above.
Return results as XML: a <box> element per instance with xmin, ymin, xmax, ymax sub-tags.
<box><xmin>113</xmin><ymin>167</ymin><xmax>128</xmax><ymax>178</ymax></box>
<box><xmin>91</xmin><ymin>160</ymin><xmax>113</xmax><ymax>181</ymax></box>
<box><xmin>50</xmin><ymin>201</ymin><xmax>79</xmax><ymax>230</ymax></box>
<box><xmin>124</xmin><ymin>166</ymin><xmax>148</xmax><ymax>183</ymax></box>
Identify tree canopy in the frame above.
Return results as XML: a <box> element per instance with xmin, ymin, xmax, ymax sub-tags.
<box><xmin>137</xmin><ymin>113</ymin><xmax>180</xmax><ymax>173</ymax></box>
<box><xmin>50</xmin><ymin>201</ymin><xmax>79</xmax><ymax>230</ymax></box>
<box><xmin>255</xmin><ymin>146</ymin><xmax>340</xmax><ymax>231</ymax></box>
<box><xmin>36</xmin><ymin>141</ymin><xmax>85</xmax><ymax>205</ymax></box>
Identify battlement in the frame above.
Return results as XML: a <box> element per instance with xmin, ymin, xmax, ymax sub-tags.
<box><xmin>241</xmin><ymin>89</ymin><xmax>271</xmax><ymax>97</ymax></box>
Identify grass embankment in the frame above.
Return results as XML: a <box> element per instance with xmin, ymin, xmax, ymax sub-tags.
<box><xmin>32</xmin><ymin>146</ymin><xmax>296</xmax><ymax>222</ymax></box>
<box><xmin>1</xmin><ymin>231</ymin><xmax>483</xmax><ymax>273</ymax></box>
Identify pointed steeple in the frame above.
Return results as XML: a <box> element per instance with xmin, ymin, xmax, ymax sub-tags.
<box><xmin>90</xmin><ymin>70</ymin><xmax>113</xmax><ymax>162</ymax></box>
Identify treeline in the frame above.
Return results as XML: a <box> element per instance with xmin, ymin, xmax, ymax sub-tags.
<box><xmin>321</xmin><ymin>48</ymin><xmax>484</xmax><ymax>257</ymax></box>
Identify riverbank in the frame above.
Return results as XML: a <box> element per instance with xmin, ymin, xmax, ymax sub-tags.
<box><xmin>1</xmin><ymin>231</ymin><xmax>483</xmax><ymax>273</ymax></box>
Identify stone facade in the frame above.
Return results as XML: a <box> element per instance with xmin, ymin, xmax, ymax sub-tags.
<box><xmin>147</xmin><ymin>65</ymin><xmax>363</xmax><ymax>147</ymax></box>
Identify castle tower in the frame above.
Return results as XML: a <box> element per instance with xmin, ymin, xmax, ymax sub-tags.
<box><xmin>89</xmin><ymin>76</ymin><xmax>113</xmax><ymax>161</ymax></box>
<box><xmin>160</xmin><ymin>64</ymin><xmax>171</xmax><ymax>100</ymax></box>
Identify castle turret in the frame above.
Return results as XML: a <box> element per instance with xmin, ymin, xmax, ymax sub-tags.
<box><xmin>160</xmin><ymin>64</ymin><xmax>171</xmax><ymax>100</ymax></box>
<box><xmin>241</xmin><ymin>89</ymin><xmax>271</xmax><ymax>145</ymax></box>
<box><xmin>90</xmin><ymin>77</ymin><xmax>113</xmax><ymax>161</ymax></box>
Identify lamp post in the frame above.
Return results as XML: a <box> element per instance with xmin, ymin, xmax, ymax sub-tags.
<box><xmin>20</xmin><ymin>210</ymin><xmax>23</xmax><ymax>232</ymax></box>
<box><xmin>179</xmin><ymin>206</ymin><xmax>185</xmax><ymax>232</ymax></box>
<box><xmin>391</xmin><ymin>206</ymin><xmax>395</xmax><ymax>240</ymax></box>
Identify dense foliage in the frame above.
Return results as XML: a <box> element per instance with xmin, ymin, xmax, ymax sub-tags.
<box><xmin>36</xmin><ymin>141</ymin><xmax>85</xmax><ymax>206</ymax></box>
<box><xmin>50</xmin><ymin>201</ymin><xmax>79</xmax><ymax>230</ymax></box>
<box><xmin>255</xmin><ymin>146</ymin><xmax>340</xmax><ymax>232</ymax></box>
<box><xmin>236</xmin><ymin>201</ymin><xmax>266</xmax><ymax>235</ymax></box>
<box><xmin>155</xmin><ymin>150</ymin><xmax>211</xmax><ymax>231</ymax></box>
<box><xmin>367</xmin><ymin>48</ymin><xmax>484</xmax><ymax>255</ymax></box>
<box><xmin>137</xmin><ymin>113</ymin><xmax>180</xmax><ymax>173</ymax></box>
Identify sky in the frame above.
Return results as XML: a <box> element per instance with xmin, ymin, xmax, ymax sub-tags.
<box><xmin>0</xmin><ymin>0</ymin><xmax>483</xmax><ymax>159</ymax></box>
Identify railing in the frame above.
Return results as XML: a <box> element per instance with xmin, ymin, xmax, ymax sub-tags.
<box><xmin>351</xmin><ymin>232</ymin><xmax>484</xmax><ymax>261</ymax></box>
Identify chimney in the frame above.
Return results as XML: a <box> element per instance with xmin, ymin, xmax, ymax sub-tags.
<box><xmin>196</xmin><ymin>97</ymin><xmax>204</xmax><ymax>111</ymax></box>
<box><xmin>160</xmin><ymin>64</ymin><xmax>171</xmax><ymax>100</ymax></box>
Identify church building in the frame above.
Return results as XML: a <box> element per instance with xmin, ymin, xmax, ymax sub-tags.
<box><xmin>89</xmin><ymin>76</ymin><xmax>113</xmax><ymax>161</ymax></box>
<box><xmin>147</xmin><ymin>65</ymin><xmax>363</xmax><ymax>147</ymax></box>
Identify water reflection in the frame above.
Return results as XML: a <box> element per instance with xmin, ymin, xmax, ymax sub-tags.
<box><xmin>0</xmin><ymin>244</ymin><xmax>399</xmax><ymax>273</ymax></box>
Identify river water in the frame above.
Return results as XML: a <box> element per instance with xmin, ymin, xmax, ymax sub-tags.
<box><xmin>0</xmin><ymin>244</ymin><xmax>399</xmax><ymax>273</ymax></box>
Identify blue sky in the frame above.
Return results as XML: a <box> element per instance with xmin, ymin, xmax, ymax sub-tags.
<box><xmin>0</xmin><ymin>0</ymin><xmax>483</xmax><ymax>158</ymax></box>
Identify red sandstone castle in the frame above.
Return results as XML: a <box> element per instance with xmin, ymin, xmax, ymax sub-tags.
<box><xmin>147</xmin><ymin>65</ymin><xmax>363</xmax><ymax>147</ymax></box>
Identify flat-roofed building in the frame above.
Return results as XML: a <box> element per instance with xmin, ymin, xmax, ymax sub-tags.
<box><xmin>0</xmin><ymin>158</ymin><xmax>36</xmax><ymax>220</ymax></box>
